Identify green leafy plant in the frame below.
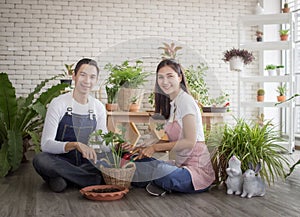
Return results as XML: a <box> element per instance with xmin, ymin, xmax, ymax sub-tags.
<box><xmin>279</xmin><ymin>29</ymin><xmax>289</xmax><ymax>36</ymax></box>
<box><xmin>276</xmin><ymin>84</ymin><xmax>287</xmax><ymax>96</ymax></box>
<box><xmin>158</xmin><ymin>42</ymin><xmax>182</xmax><ymax>59</ymax></box>
<box><xmin>63</xmin><ymin>63</ymin><xmax>75</xmax><ymax>76</ymax></box>
<box><xmin>265</xmin><ymin>64</ymin><xmax>276</xmax><ymax>70</ymax></box>
<box><xmin>0</xmin><ymin>72</ymin><xmax>69</xmax><ymax>177</ymax></box>
<box><xmin>148</xmin><ymin>92</ymin><xmax>155</xmax><ymax>108</ymax></box>
<box><xmin>257</xmin><ymin>88</ymin><xmax>265</xmax><ymax>96</ymax></box>
<box><xmin>130</xmin><ymin>96</ymin><xmax>138</xmax><ymax>104</ymax></box>
<box><xmin>276</xmin><ymin>65</ymin><xmax>284</xmax><ymax>69</ymax></box>
<box><xmin>104</xmin><ymin>60</ymin><xmax>150</xmax><ymax>89</ymax></box>
<box><xmin>105</xmin><ymin>84</ymin><xmax>119</xmax><ymax>104</ymax></box>
<box><xmin>222</xmin><ymin>48</ymin><xmax>255</xmax><ymax>65</ymax></box>
<box><xmin>89</xmin><ymin>129</ymin><xmax>126</xmax><ymax>168</ymax></box>
<box><xmin>207</xmin><ymin>118</ymin><xmax>290</xmax><ymax>185</ymax></box>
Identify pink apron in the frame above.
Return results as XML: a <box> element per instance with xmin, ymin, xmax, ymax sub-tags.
<box><xmin>164</xmin><ymin>121</ymin><xmax>215</xmax><ymax>190</ymax></box>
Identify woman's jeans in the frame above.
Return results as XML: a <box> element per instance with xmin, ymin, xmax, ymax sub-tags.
<box><xmin>132</xmin><ymin>158</ymin><xmax>209</xmax><ymax>193</ymax></box>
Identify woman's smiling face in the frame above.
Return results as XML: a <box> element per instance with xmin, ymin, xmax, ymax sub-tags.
<box><xmin>157</xmin><ymin>65</ymin><xmax>182</xmax><ymax>100</ymax></box>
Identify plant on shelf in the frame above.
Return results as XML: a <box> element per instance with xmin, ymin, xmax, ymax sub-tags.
<box><xmin>129</xmin><ymin>96</ymin><xmax>140</xmax><ymax>112</ymax></box>
<box><xmin>104</xmin><ymin>60</ymin><xmax>150</xmax><ymax>111</ymax></box>
<box><xmin>257</xmin><ymin>88</ymin><xmax>265</xmax><ymax>102</ymax></box>
<box><xmin>105</xmin><ymin>84</ymin><xmax>119</xmax><ymax>111</ymax></box>
<box><xmin>255</xmin><ymin>30</ymin><xmax>263</xmax><ymax>42</ymax></box>
<box><xmin>265</xmin><ymin>64</ymin><xmax>277</xmax><ymax>76</ymax></box>
<box><xmin>276</xmin><ymin>84</ymin><xmax>287</xmax><ymax>102</ymax></box>
<box><xmin>158</xmin><ymin>42</ymin><xmax>182</xmax><ymax>60</ymax></box>
<box><xmin>279</xmin><ymin>29</ymin><xmax>289</xmax><ymax>41</ymax></box>
<box><xmin>222</xmin><ymin>48</ymin><xmax>255</xmax><ymax>71</ymax></box>
<box><xmin>276</xmin><ymin>65</ymin><xmax>285</xmax><ymax>75</ymax></box>
<box><xmin>0</xmin><ymin>72</ymin><xmax>69</xmax><ymax>177</ymax></box>
<box><xmin>282</xmin><ymin>2</ymin><xmax>290</xmax><ymax>13</ymax></box>
<box><xmin>207</xmin><ymin>118</ymin><xmax>290</xmax><ymax>185</ymax></box>
<box><xmin>60</xmin><ymin>63</ymin><xmax>74</xmax><ymax>85</ymax></box>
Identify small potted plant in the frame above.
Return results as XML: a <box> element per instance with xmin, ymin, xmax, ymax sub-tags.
<box><xmin>105</xmin><ymin>84</ymin><xmax>119</xmax><ymax>111</ymax></box>
<box><xmin>129</xmin><ymin>96</ymin><xmax>140</xmax><ymax>112</ymax></box>
<box><xmin>89</xmin><ymin>129</ymin><xmax>136</xmax><ymax>188</ymax></box>
<box><xmin>60</xmin><ymin>63</ymin><xmax>74</xmax><ymax>85</ymax></box>
<box><xmin>276</xmin><ymin>84</ymin><xmax>287</xmax><ymax>102</ymax></box>
<box><xmin>279</xmin><ymin>29</ymin><xmax>289</xmax><ymax>41</ymax></box>
<box><xmin>276</xmin><ymin>65</ymin><xmax>285</xmax><ymax>75</ymax></box>
<box><xmin>265</xmin><ymin>64</ymin><xmax>277</xmax><ymax>76</ymax></box>
<box><xmin>222</xmin><ymin>48</ymin><xmax>255</xmax><ymax>71</ymax></box>
<box><xmin>282</xmin><ymin>2</ymin><xmax>290</xmax><ymax>13</ymax></box>
<box><xmin>255</xmin><ymin>30</ymin><xmax>263</xmax><ymax>42</ymax></box>
<box><xmin>257</xmin><ymin>88</ymin><xmax>265</xmax><ymax>102</ymax></box>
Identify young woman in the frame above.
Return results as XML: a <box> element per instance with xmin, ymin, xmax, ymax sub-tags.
<box><xmin>132</xmin><ymin>59</ymin><xmax>215</xmax><ymax>195</ymax></box>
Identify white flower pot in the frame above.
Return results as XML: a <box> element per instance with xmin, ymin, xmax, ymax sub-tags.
<box><xmin>268</xmin><ymin>69</ymin><xmax>277</xmax><ymax>76</ymax></box>
<box><xmin>229</xmin><ymin>57</ymin><xmax>244</xmax><ymax>71</ymax></box>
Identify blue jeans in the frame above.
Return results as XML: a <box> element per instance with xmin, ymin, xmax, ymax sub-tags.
<box><xmin>132</xmin><ymin>158</ymin><xmax>209</xmax><ymax>193</ymax></box>
<box><xmin>32</xmin><ymin>150</ymin><xmax>106</xmax><ymax>188</ymax></box>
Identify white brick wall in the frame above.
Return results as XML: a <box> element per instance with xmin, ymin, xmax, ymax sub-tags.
<box><xmin>0</xmin><ymin>0</ymin><xmax>259</xmax><ymax>120</ymax></box>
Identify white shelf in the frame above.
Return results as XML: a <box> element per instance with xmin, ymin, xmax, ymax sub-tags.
<box><xmin>240</xmin><ymin>75</ymin><xmax>291</xmax><ymax>82</ymax></box>
<box><xmin>239</xmin><ymin>41</ymin><xmax>291</xmax><ymax>50</ymax></box>
<box><xmin>239</xmin><ymin>13</ymin><xmax>291</xmax><ymax>26</ymax></box>
<box><xmin>241</xmin><ymin>101</ymin><xmax>291</xmax><ymax>108</ymax></box>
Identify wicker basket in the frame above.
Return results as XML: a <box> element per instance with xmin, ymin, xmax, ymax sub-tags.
<box><xmin>99</xmin><ymin>161</ymin><xmax>136</xmax><ymax>188</ymax></box>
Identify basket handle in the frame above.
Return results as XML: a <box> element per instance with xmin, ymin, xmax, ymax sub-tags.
<box><xmin>98</xmin><ymin>158</ymin><xmax>112</xmax><ymax>168</ymax></box>
<box><xmin>122</xmin><ymin>161</ymin><xmax>136</xmax><ymax>169</ymax></box>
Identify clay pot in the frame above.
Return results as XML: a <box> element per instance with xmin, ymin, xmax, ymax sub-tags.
<box><xmin>129</xmin><ymin>103</ymin><xmax>140</xmax><ymax>112</ymax></box>
<box><xmin>277</xmin><ymin>95</ymin><xmax>286</xmax><ymax>102</ymax></box>
<box><xmin>280</xmin><ymin>34</ymin><xmax>288</xmax><ymax>41</ymax></box>
<box><xmin>257</xmin><ymin>95</ymin><xmax>264</xmax><ymax>102</ymax></box>
<box><xmin>106</xmin><ymin>103</ymin><xmax>118</xmax><ymax>111</ymax></box>
<box><xmin>282</xmin><ymin>8</ymin><xmax>290</xmax><ymax>13</ymax></box>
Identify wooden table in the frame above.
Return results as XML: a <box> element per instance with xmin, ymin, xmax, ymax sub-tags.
<box><xmin>107</xmin><ymin>111</ymin><xmax>229</xmax><ymax>133</ymax></box>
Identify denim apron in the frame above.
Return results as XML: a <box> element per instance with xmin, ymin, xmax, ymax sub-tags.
<box><xmin>55</xmin><ymin>106</ymin><xmax>96</xmax><ymax>166</ymax></box>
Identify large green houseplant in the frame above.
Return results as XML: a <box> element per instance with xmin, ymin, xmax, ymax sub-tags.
<box><xmin>207</xmin><ymin>118</ymin><xmax>290</xmax><ymax>186</ymax></box>
<box><xmin>0</xmin><ymin>72</ymin><xmax>68</xmax><ymax>177</ymax></box>
<box><xmin>104</xmin><ymin>60</ymin><xmax>150</xmax><ymax>111</ymax></box>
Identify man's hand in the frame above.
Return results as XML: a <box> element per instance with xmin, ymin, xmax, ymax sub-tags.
<box><xmin>75</xmin><ymin>142</ymin><xmax>97</xmax><ymax>163</ymax></box>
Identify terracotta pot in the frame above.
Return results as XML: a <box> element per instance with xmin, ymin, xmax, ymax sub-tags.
<box><xmin>257</xmin><ymin>95</ymin><xmax>264</xmax><ymax>102</ymax></box>
<box><xmin>282</xmin><ymin>8</ymin><xmax>290</xmax><ymax>13</ymax></box>
<box><xmin>277</xmin><ymin>95</ymin><xmax>286</xmax><ymax>102</ymax></box>
<box><xmin>80</xmin><ymin>185</ymin><xmax>129</xmax><ymax>201</ymax></box>
<box><xmin>106</xmin><ymin>103</ymin><xmax>118</xmax><ymax>111</ymax></box>
<box><xmin>129</xmin><ymin>103</ymin><xmax>140</xmax><ymax>112</ymax></box>
<box><xmin>280</xmin><ymin>34</ymin><xmax>288</xmax><ymax>41</ymax></box>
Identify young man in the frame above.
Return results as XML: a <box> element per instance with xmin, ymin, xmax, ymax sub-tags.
<box><xmin>33</xmin><ymin>58</ymin><xmax>107</xmax><ymax>192</ymax></box>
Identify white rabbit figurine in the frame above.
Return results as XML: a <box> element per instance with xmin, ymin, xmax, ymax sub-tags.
<box><xmin>241</xmin><ymin>162</ymin><xmax>266</xmax><ymax>198</ymax></box>
<box><xmin>225</xmin><ymin>155</ymin><xmax>243</xmax><ymax>195</ymax></box>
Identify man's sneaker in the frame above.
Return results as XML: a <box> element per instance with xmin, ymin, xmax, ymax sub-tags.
<box><xmin>48</xmin><ymin>177</ymin><xmax>67</xmax><ymax>193</ymax></box>
<box><xmin>146</xmin><ymin>183</ymin><xmax>167</xmax><ymax>196</ymax></box>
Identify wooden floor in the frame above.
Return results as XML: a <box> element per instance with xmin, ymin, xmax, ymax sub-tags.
<box><xmin>1</xmin><ymin>151</ymin><xmax>300</xmax><ymax>217</ymax></box>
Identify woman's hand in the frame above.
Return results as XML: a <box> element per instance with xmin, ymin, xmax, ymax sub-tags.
<box><xmin>137</xmin><ymin>145</ymin><xmax>156</xmax><ymax>159</ymax></box>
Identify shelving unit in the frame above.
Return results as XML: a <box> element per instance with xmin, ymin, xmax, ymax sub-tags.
<box><xmin>237</xmin><ymin>13</ymin><xmax>296</xmax><ymax>153</ymax></box>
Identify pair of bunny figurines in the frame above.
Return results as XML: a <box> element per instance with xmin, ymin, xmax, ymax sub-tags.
<box><xmin>225</xmin><ymin>155</ymin><xmax>266</xmax><ymax>198</ymax></box>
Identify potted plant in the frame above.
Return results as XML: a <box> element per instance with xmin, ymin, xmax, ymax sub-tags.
<box><xmin>158</xmin><ymin>42</ymin><xmax>182</xmax><ymax>60</ymax></box>
<box><xmin>222</xmin><ymin>48</ymin><xmax>255</xmax><ymax>71</ymax></box>
<box><xmin>129</xmin><ymin>96</ymin><xmax>140</xmax><ymax>112</ymax></box>
<box><xmin>276</xmin><ymin>65</ymin><xmax>285</xmax><ymax>75</ymax></box>
<box><xmin>60</xmin><ymin>63</ymin><xmax>74</xmax><ymax>85</ymax></box>
<box><xmin>105</xmin><ymin>84</ymin><xmax>119</xmax><ymax>111</ymax></box>
<box><xmin>265</xmin><ymin>64</ymin><xmax>277</xmax><ymax>76</ymax></box>
<box><xmin>0</xmin><ymin>73</ymin><xmax>69</xmax><ymax>177</ymax></box>
<box><xmin>207</xmin><ymin>118</ymin><xmax>290</xmax><ymax>185</ymax></box>
<box><xmin>282</xmin><ymin>2</ymin><xmax>290</xmax><ymax>13</ymax></box>
<box><xmin>276</xmin><ymin>84</ymin><xmax>287</xmax><ymax>102</ymax></box>
<box><xmin>255</xmin><ymin>30</ymin><xmax>263</xmax><ymax>42</ymax></box>
<box><xmin>89</xmin><ymin>129</ymin><xmax>136</xmax><ymax>188</ymax></box>
<box><xmin>279</xmin><ymin>29</ymin><xmax>289</xmax><ymax>41</ymax></box>
<box><xmin>104</xmin><ymin>60</ymin><xmax>150</xmax><ymax>111</ymax></box>
<box><xmin>257</xmin><ymin>88</ymin><xmax>265</xmax><ymax>102</ymax></box>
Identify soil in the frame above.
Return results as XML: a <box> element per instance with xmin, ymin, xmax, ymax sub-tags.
<box><xmin>89</xmin><ymin>188</ymin><xmax>120</xmax><ymax>193</ymax></box>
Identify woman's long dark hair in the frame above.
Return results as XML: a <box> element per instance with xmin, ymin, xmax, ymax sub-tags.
<box><xmin>154</xmin><ymin>59</ymin><xmax>189</xmax><ymax>119</ymax></box>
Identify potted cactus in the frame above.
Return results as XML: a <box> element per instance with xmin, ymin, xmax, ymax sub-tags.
<box><xmin>257</xmin><ymin>88</ymin><xmax>265</xmax><ymax>102</ymax></box>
